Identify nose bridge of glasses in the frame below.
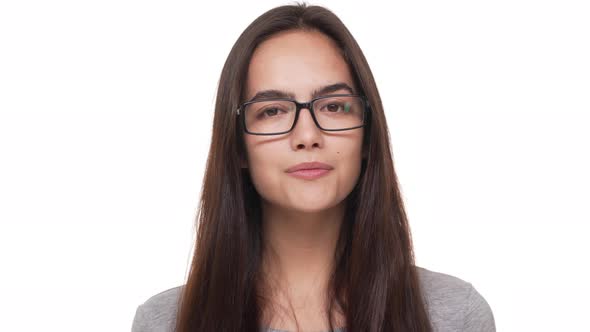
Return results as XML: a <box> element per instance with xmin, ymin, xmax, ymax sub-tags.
<box><xmin>297</xmin><ymin>101</ymin><xmax>313</xmax><ymax>111</ymax></box>
<box><xmin>293</xmin><ymin>101</ymin><xmax>318</xmax><ymax>129</ymax></box>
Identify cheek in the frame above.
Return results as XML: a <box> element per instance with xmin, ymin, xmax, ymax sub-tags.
<box><xmin>244</xmin><ymin>141</ymin><xmax>282</xmax><ymax>200</ymax></box>
<box><xmin>339</xmin><ymin>144</ymin><xmax>363</xmax><ymax>184</ymax></box>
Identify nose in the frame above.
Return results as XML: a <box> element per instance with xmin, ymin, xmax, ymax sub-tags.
<box><xmin>290</xmin><ymin>107</ymin><xmax>323</xmax><ymax>150</ymax></box>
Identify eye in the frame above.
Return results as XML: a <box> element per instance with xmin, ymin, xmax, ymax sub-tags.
<box><xmin>320</xmin><ymin>101</ymin><xmax>351</xmax><ymax>113</ymax></box>
<box><xmin>256</xmin><ymin>106</ymin><xmax>287</xmax><ymax>119</ymax></box>
<box><xmin>325</xmin><ymin>103</ymin><xmax>342</xmax><ymax>112</ymax></box>
<box><xmin>264</xmin><ymin>108</ymin><xmax>280</xmax><ymax>116</ymax></box>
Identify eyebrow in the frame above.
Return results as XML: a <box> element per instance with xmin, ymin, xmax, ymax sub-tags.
<box><xmin>248</xmin><ymin>82</ymin><xmax>355</xmax><ymax>102</ymax></box>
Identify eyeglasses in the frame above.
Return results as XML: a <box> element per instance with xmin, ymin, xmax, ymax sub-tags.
<box><xmin>236</xmin><ymin>94</ymin><xmax>370</xmax><ymax>135</ymax></box>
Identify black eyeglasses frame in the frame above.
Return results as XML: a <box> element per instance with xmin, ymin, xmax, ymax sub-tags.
<box><xmin>236</xmin><ymin>94</ymin><xmax>370</xmax><ymax>136</ymax></box>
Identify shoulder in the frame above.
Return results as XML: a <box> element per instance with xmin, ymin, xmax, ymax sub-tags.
<box><xmin>415</xmin><ymin>266</ymin><xmax>496</xmax><ymax>332</ymax></box>
<box><xmin>131</xmin><ymin>269</ymin><xmax>495</xmax><ymax>332</ymax></box>
<box><xmin>131</xmin><ymin>285</ymin><xmax>184</xmax><ymax>332</ymax></box>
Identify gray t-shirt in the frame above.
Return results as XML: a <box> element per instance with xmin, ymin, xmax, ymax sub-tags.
<box><xmin>131</xmin><ymin>266</ymin><xmax>495</xmax><ymax>332</ymax></box>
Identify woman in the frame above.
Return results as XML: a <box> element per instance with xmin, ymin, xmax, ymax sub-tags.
<box><xmin>132</xmin><ymin>3</ymin><xmax>495</xmax><ymax>332</ymax></box>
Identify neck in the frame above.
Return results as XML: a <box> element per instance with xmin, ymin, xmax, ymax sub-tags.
<box><xmin>260</xmin><ymin>199</ymin><xmax>345</xmax><ymax>300</ymax></box>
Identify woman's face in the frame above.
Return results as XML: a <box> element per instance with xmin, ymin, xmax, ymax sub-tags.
<box><xmin>243</xmin><ymin>30</ymin><xmax>364</xmax><ymax>213</ymax></box>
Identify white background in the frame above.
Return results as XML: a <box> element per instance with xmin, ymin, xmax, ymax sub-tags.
<box><xmin>1</xmin><ymin>0</ymin><xmax>588</xmax><ymax>331</ymax></box>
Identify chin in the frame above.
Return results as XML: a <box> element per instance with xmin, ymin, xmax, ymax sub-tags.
<box><xmin>287</xmin><ymin>197</ymin><xmax>344</xmax><ymax>214</ymax></box>
<box><xmin>291</xmin><ymin>204</ymin><xmax>332</xmax><ymax>214</ymax></box>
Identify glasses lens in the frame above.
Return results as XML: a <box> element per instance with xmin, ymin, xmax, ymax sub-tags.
<box><xmin>244</xmin><ymin>100</ymin><xmax>296</xmax><ymax>134</ymax></box>
<box><xmin>242</xmin><ymin>96</ymin><xmax>366</xmax><ymax>134</ymax></box>
<box><xmin>313</xmin><ymin>96</ymin><xmax>365</xmax><ymax>130</ymax></box>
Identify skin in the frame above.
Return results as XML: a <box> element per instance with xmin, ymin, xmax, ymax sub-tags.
<box><xmin>243</xmin><ymin>29</ymin><xmax>364</xmax><ymax>330</ymax></box>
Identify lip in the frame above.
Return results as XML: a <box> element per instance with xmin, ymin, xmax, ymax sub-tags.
<box><xmin>286</xmin><ymin>162</ymin><xmax>334</xmax><ymax>180</ymax></box>
<box><xmin>286</xmin><ymin>162</ymin><xmax>334</xmax><ymax>173</ymax></box>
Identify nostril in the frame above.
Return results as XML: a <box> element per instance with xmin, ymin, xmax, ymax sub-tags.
<box><xmin>296</xmin><ymin>141</ymin><xmax>319</xmax><ymax>148</ymax></box>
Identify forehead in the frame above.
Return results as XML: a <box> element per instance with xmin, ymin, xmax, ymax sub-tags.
<box><xmin>245</xmin><ymin>30</ymin><xmax>355</xmax><ymax>101</ymax></box>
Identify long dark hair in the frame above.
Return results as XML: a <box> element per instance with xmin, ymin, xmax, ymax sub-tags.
<box><xmin>175</xmin><ymin>3</ymin><xmax>432</xmax><ymax>331</ymax></box>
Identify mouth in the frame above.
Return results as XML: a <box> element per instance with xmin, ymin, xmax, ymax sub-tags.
<box><xmin>286</xmin><ymin>161</ymin><xmax>333</xmax><ymax>172</ymax></box>
<box><xmin>287</xmin><ymin>168</ymin><xmax>332</xmax><ymax>180</ymax></box>
<box><xmin>285</xmin><ymin>161</ymin><xmax>334</xmax><ymax>180</ymax></box>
